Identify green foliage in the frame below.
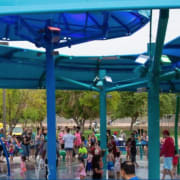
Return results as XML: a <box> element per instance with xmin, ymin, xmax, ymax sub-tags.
<box><xmin>0</xmin><ymin>89</ymin><xmax>46</xmax><ymax>130</ymax></box>
<box><xmin>56</xmin><ymin>90</ymin><xmax>100</xmax><ymax>131</ymax></box>
<box><xmin>56</xmin><ymin>90</ymin><xmax>121</xmax><ymax>131</ymax></box>
<box><xmin>6</xmin><ymin>89</ymin><xmax>29</xmax><ymax>129</ymax></box>
<box><xmin>21</xmin><ymin>90</ymin><xmax>46</xmax><ymax>126</ymax></box>
<box><xmin>159</xmin><ymin>93</ymin><xmax>176</xmax><ymax>117</ymax></box>
<box><xmin>0</xmin><ymin>87</ymin><xmax>176</xmax><ymax>132</ymax></box>
<box><xmin>107</xmin><ymin>92</ymin><xmax>120</xmax><ymax>117</ymax></box>
<box><xmin>112</xmin><ymin>92</ymin><xmax>147</xmax><ymax>130</ymax></box>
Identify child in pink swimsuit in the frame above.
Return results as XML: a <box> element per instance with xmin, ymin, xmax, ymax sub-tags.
<box><xmin>20</xmin><ymin>156</ymin><xmax>27</xmax><ymax>179</ymax></box>
<box><xmin>78</xmin><ymin>158</ymin><xmax>86</xmax><ymax>179</ymax></box>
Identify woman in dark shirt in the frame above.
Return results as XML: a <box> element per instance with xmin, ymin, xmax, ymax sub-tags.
<box><xmin>130</xmin><ymin>134</ymin><xmax>139</xmax><ymax>167</ymax></box>
<box><xmin>92</xmin><ymin>154</ymin><xmax>103</xmax><ymax>179</ymax></box>
<box><xmin>108</xmin><ymin>136</ymin><xmax>117</xmax><ymax>157</ymax></box>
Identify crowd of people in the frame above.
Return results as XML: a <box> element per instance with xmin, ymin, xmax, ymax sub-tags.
<box><xmin>0</xmin><ymin>126</ymin><xmax>179</xmax><ymax>179</ymax></box>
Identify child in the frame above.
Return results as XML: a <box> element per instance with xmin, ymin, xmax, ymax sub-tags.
<box><xmin>74</xmin><ymin>129</ymin><xmax>82</xmax><ymax>149</ymax></box>
<box><xmin>86</xmin><ymin>150</ymin><xmax>93</xmax><ymax>176</ymax></box>
<box><xmin>78</xmin><ymin>143</ymin><xmax>87</xmax><ymax>159</ymax></box>
<box><xmin>20</xmin><ymin>156</ymin><xmax>27</xmax><ymax>179</ymax></box>
<box><xmin>59</xmin><ymin>129</ymin><xmax>65</xmax><ymax>149</ymax></box>
<box><xmin>172</xmin><ymin>149</ymin><xmax>180</xmax><ymax>178</ymax></box>
<box><xmin>114</xmin><ymin>152</ymin><xmax>121</xmax><ymax>179</ymax></box>
<box><xmin>9</xmin><ymin>144</ymin><xmax>14</xmax><ymax>162</ymax></box>
<box><xmin>94</xmin><ymin>142</ymin><xmax>101</xmax><ymax>155</ymax></box>
<box><xmin>78</xmin><ymin>158</ymin><xmax>86</xmax><ymax>179</ymax></box>
<box><xmin>126</xmin><ymin>138</ymin><xmax>131</xmax><ymax>160</ymax></box>
<box><xmin>107</xmin><ymin>148</ymin><xmax>114</xmax><ymax>178</ymax></box>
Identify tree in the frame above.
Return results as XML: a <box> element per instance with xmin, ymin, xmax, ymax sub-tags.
<box><xmin>21</xmin><ymin>90</ymin><xmax>46</xmax><ymax>127</ymax></box>
<box><xmin>106</xmin><ymin>92</ymin><xmax>121</xmax><ymax>120</ymax></box>
<box><xmin>6</xmin><ymin>90</ymin><xmax>30</xmax><ymax>131</ymax></box>
<box><xmin>56</xmin><ymin>90</ymin><xmax>121</xmax><ymax>132</ymax></box>
<box><xmin>113</xmin><ymin>92</ymin><xmax>176</xmax><ymax>130</ymax></box>
<box><xmin>56</xmin><ymin>90</ymin><xmax>100</xmax><ymax>132</ymax></box>
<box><xmin>113</xmin><ymin>92</ymin><xmax>147</xmax><ymax>130</ymax></box>
<box><xmin>159</xmin><ymin>93</ymin><xmax>176</xmax><ymax>117</ymax></box>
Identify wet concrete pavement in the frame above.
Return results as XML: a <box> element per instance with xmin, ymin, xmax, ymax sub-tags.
<box><xmin>0</xmin><ymin>155</ymin><xmax>179</xmax><ymax>179</ymax></box>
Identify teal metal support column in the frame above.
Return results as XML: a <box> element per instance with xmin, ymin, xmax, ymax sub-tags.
<box><xmin>174</xmin><ymin>96</ymin><xmax>180</xmax><ymax>174</ymax></box>
<box><xmin>148</xmin><ymin>72</ymin><xmax>160</xmax><ymax>179</ymax></box>
<box><xmin>147</xmin><ymin>9</ymin><xmax>169</xmax><ymax>180</ymax></box>
<box><xmin>99</xmin><ymin>69</ymin><xmax>107</xmax><ymax>169</ymax></box>
<box><xmin>46</xmin><ymin>45</ymin><xmax>56</xmax><ymax>180</ymax></box>
<box><xmin>100</xmin><ymin>90</ymin><xmax>107</xmax><ymax>149</ymax></box>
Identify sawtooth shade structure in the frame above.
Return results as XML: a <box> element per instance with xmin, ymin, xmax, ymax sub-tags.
<box><xmin>0</xmin><ymin>11</ymin><xmax>149</xmax><ymax>48</ymax></box>
<box><xmin>0</xmin><ymin>1</ymin><xmax>180</xmax><ymax>179</ymax></box>
<box><xmin>0</xmin><ymin>43</ymin><xmax>179</xmax><ymax>92</ymax></box>
<box><xmin>0</xmin><ymin>9</ymin><xmax>150</xmax><ymax>180</ymax></box>
<box><xmin>0</xmin><ymin>34</ymin><xmax>179</xmax><ymax>179</ymax></box>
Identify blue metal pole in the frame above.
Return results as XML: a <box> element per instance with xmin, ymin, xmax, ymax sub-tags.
<box><xmin>99</xmin><ymin>69</ymin><xmax>107</xmax><ymax>170</ymax></box>
<box><xmin>100</xmin><ymin>89</ymin><xmax>107</xmax><ymax>170</ymax></box>
<box><xmin>46</xmin><ymin>45</ymin><xmax>57</xmax><ymax>180</ymax></box>
<box><xmin>148</xmin><ymin>74</ymin><xmax>160</xmax><ymax>179</ymax></box>
<box><xmin>147</xmin><ymin>9</ymin><xmax>169</xmax><ymax>180</ymax></box>
<box><xmin>100</xmin><ymin>89</ymin><xmax>107</xmax><ymax>149</ymax></box>
<box><xmin>0</xmin><ymin>138</ymin><xmax>10</xmax><ymax>176</ymax></box>
<box><xmin>174</xmin><ymin>96</ymin><xmax>180</xmax><ymax>174</ymax></box>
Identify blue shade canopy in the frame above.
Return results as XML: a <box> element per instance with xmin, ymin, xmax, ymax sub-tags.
<box><xmin>0</xmin><ymin>40</ymin><xmax>179</xmax><ymax>92</ymax></box>
<box><xmin>0</xmin><ymin>10</ymin><xmax>149</xmax><ymax>48</ymax></box>
<box><xmin>163</xmin><ymin>36</ymin><xmax>180</xmax><ymax>68</ymax></box>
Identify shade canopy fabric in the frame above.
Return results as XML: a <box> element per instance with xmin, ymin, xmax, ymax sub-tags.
<box><xmin>0</xmin><ymin>10</ymin><xmax>149</xmax><ymax>48</ymax></box>
<box><xmin>163</xmin><ymin>36</ymin><xmax>180</xmax><ymax>68</ymax></box>
<box><xmin>0</xmin><ymin>36</ymin><xmax>179</xmax><ymax>92</ymax></box>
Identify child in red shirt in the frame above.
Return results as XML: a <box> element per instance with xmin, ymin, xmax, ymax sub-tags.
<box><xmin>9</xmin><ymin>144</ymin><xmax>14</xmax><ymax>162</ymax></box>
<box><xmin>172</xmin><ymin>149</ymin><xmax>180</xmax><ymax>178</ymax></box>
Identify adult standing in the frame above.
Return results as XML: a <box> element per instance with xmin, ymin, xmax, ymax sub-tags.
<box><xmin>22</xmin><ymin>128</ymin><xmax>28</xmax><ymax>137</ymax></box>
<box><xmin>63</xmin><ymin>128</ymin><xmax>75</xmax><ymax>164</ymax></box>
<box><xmin>160</xmin><ymin>130</ymin><xmax>175</xmax><ymax>180</ymax></box>
<box><xmin>130</xmin><ymin>133</ymin><xmax>138</xmax><ymax>167</ymax></box>
<box><xmin>89</xmin><ymin>133</ymin><xmax>97</xmax><ymax>146</ymax></box>
<box><xmin>28</xmin><ymin>129</ymin><xmax>35</xmax><ymax>157</ymax></box>
<box><xmin>74</xmin><ymin>129</ymin><xmax>82</xmax><ymax>149</ymax></box>
<box><xmin>92</xmin><ymin>154</ymin><xmax>103</xmax><ymax>179</ymax></box>
<box><xmin>21</xmin><ymin>134</ymin><xmax>31</xmax><ymax>160</ymax></box>
<box><xmin>108</xmin><ymin>136</ymin><xmax>117</xmax><ymax>157</ymax></box>
<box><xmin>0</xmin><ymin>129</ymin><xmax>4</xmax><ymax>138</ymax></box>
<box><xmin>59</xmin><ymin>129</ymin><xmax>65</xmax><ymax>149</ymax></box>
<box><xmin>141</xmin><ymin>132</ymin><xmax>148</xmax><ymax>159</ymax></box>
<box><xmin>35</xmin><ymin>127</ymin><xmax>42</xmax><ymax>158</ymax></box>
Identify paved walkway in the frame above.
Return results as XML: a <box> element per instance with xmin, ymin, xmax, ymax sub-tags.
<box><xmin>0</xmin><ymin>155</ymin><xmax>179</xmax><ymax>179</ymax></box>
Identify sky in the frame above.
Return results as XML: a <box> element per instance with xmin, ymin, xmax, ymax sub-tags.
<box><xmin>9</xmin><ymin>9</ymin><xmax>180</xmax><ymax>56</ymax></box>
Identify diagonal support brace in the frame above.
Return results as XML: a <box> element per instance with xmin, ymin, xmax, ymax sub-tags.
<box><xmin>57</xmin><ymin>76</ymin><xmax>100</xmax><ymax>92</ymax></box>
